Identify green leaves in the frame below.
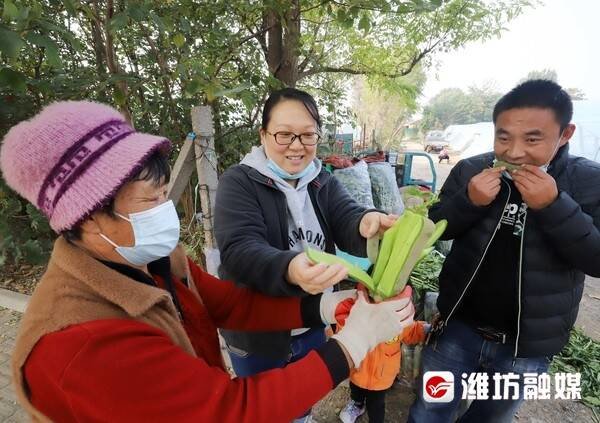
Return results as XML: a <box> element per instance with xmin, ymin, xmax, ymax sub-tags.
<box><xmin>2</xmin><ymin>196</ymin><xmax>22</xmax><ymax>216</ymax></box>
<box><xmin>0</xmin><ymin>180</ymin><xmax>53</xmax><ymax>267</ymax></box>
<box><xmin>113</xmin><ymin>87</ymin><xmax>127</xmax><ymax>106</ymax></box>
<box><xmin>184</xmin><ymin>78</ymin><xmax>203</xmax><ymax>96</ymax></box>
<box><xmin>172</xmin><ymin>33</ymin><xmax>185</xmax><ymax>48</ymax></box>
<box><xmin>358</xmin><ymin>14</ymin><xmax>371</xmax><ymax>34</ymax></box>
<box><xmin>0</xmin><ymin>25</ymin><xmax>24</xmax><ymax>57</ymax></box>
<box><xmin>127</xmin><ymin>4</ymin><xmax>147</xmax><ymax>22</ymax></box>
<box><xmin>409</xmin><ymin>249</ymin><xmax>444</xmax><ymax>309</ymax></box>
<box><xmin>421</xmin><ymin>84</ymin><xmax>503</xmax><ymax>130</ymax></box>
<box><xmin>550</xmin><ymin>328</ymin><xmax>600</xmax><ymax>410</ymax></box>
<box><xmin>184</xmin><ymin>77</ymin><xmax>252</xmax><ymax>103</ymax></box>
<box><xmin>26</xmin><ymin>32</ymin><xmax>62</xmax><ymax>67</ymax></box>
<box><xmin>20</xmin><ymin>239</ymin><xmax>46</xmax><ymax>265</ymax></box>
<box><xmin>62</xmin><ymin>0</ymin><xmax>78</xmax><ymax>16</ymax></box>
<box><xmin>2</xmin><ymin>0</ymin><xmax>19</xmax><ymax>21</ymax></box>
<box><xmin>108</xmin><ymin>12</ymin><xmax>129</xmax><ymax>34</ymax></box>
<box><xmin>214</xmin><ymin>82</ymin><xmax>252</xmax><ymax>99</ymax></box>
<box><xmin>0</xmin><ymin>67</ymin><xmax>26</xmax><ymax>91</ymax></box>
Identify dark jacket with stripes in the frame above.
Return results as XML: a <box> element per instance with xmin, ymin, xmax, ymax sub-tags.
<box><xmin>214</xmin><ymin>164</ymin><xmax>370</xmax><ymax>359</ymax></box>
<box><xmin>431</xmin><ymin>145</ymin><xmax>600</xmax><ymax>357</ymax></box>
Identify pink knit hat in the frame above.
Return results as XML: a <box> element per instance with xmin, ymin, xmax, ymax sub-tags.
<box><xmin>0</xmin><ymin>101</ymin><xmax>171</xmax><ymax>233</ymax></box>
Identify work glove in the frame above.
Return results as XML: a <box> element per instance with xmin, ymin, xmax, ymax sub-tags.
<box><xmin>319</xmin><ymin>289</ymin><xmax>357</xmax><ymax>324</ymax></box>
<box><xmin>332</xmin><ymin>287</ymin><xmax>414</xmax><ymax>367</ymax></box>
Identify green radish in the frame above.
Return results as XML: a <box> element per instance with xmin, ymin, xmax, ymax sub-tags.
<box><xmin>383</xmin><ymin>217</ymin><xmax>435</xmax><ymax>300</ymax></box>
<box><xmin>366</xmin><ymin>236</ymin><xmax>379</xmax><ymax>264</ymax></box>
<box><xmin>424</xmin><ymin>220</ymin><xmax>448</xmax><ymax>250</ymax></box>
<box><xmin>376</xmin><ymin>211</ymin><xmax>424</xmax><ymax>299</ymax></box>
<box><xmin>370</xmin><ymin>218</ymin><xmax>403</xmax><ymax>286</ymax></box>
<box><xmin>305</xmin><ymin>247</ymin><xmax>376</xmax><ymax>291</ymax></box>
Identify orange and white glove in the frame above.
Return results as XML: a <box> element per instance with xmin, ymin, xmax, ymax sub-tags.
<box><xmin>332</xmin><ymin>287</ymin><xmax>414</xmax><ymax>367</ymax></box>
<box><xmin>319</xmin><ymin>289</ymin><xmax>357</xmax><ymax>324</ymax></box>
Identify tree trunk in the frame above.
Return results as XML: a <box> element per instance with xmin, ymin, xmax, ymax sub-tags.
<box><xmin>264</xmin><ymin>0</ymin><xmax>301</xmax><ymax>87</ymax></box>
<box><xmin>265</xmin><ymin>8</ymin><xmax>282</xmax><ymax>79</ymax></box>
<box><xmin>87</xmin><ymin>6</ymin><xmax>109</xmax><ymax>102</ymax></box>
<box><xmin>104</xmin><ymin>0</ymin><xmax>133</xmax><ymax>124</ymax></box>
<box><xmin>90</xmin><ymin>17</ymin><xmax>106</xmax><ymax>76</ymax></box>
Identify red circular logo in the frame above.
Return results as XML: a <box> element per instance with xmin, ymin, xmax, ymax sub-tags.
<box><xmin>426</xmin><ymin>375</ymin><xmax>450</xmax><ymax>398</ymax></box>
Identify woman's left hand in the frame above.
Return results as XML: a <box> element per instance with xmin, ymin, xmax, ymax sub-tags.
<box><xmin>359</xmin><ymin>212</ymin><xmax>398</xmax><ymax>238</ymax></box>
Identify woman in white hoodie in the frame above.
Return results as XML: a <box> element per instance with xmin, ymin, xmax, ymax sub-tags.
<box><xmin>214</xmin><ymin>88</ymin><xmax>398</xmax><ymax>422</ymax></box>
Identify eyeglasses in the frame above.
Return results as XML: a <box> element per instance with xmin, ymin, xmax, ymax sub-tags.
<box><xmin>266</xmin><ymin>131</ymin><xmax>321</xmax><ymax>146</ymax></box>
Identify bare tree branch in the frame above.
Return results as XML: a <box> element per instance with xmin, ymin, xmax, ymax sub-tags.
<box><xmin>299</xmin><ymin>42</ymin><xmax>434</xmax><ymax>81</ymax></box>
<box><xmin>212</xmin><ymin>24</ymin><xmax>274</xmax><ymax>78</ymax></box>
<box><xmin>214</xmin><ymin>123</ymin><xmax>252</xmax><ymax>141</ymax></box>
<box><xmin>298</xmin><ymin>16</ymin><xmax>325</xmax><ymax>73</ymax></box>
<box><xmin>300</xmin><ymin>0</ymin><xmax>332</xmax><ymax>14</ymax></box>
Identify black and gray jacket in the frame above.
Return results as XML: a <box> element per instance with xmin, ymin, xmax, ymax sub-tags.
<box><xmin>214</xmin><ymin>164</ymin><xmax>371</xmax><ymax>359</ymax></box>
<box><xmin>431</xmin><ymin>145</ymin><xmax>600</xmax><ymax>358</ymax></box>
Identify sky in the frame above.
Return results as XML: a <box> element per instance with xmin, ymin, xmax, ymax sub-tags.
<box><xmin>421</xmin><ymin>0</ymin><xmax>600</xmax><ymax>104</ymax></box>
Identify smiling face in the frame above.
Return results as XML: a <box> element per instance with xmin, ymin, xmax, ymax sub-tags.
<box><xmin>259</xmin><ymin>99</ymin><xmax>319</xmax><ymax>175</ymax></box>
<box><xmin>494</xmin><ymin>107</ymin><xmax>575</xmax><ymax>167</ymax></box>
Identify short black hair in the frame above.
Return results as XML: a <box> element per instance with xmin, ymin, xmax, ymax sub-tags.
<box><xmin>62</xmin><ymin>150</ymin><xmax>171</xmax><ymax>242</ymax></box>
<box><xmin>493</xmin><ymin>79</ymin><xmax>573</xmax><ymax>132</ymax></box>
<box><xmin>261</xmin><ymin>88</ymin><xmax>322</xmax><ymax>131</ymax></box>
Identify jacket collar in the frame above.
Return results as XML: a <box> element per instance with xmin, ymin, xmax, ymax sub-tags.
<box><xmin>51</xmin><ymin>237</ymin><xmax>173</xmax><ymax>318</ymax></box>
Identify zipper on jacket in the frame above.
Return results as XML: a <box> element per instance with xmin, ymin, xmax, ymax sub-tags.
<box><xmin>280</xmin><ymin>196</ymin><xmax>290</xmax><ymax>249</ymax></box>
<box><xmin>308</xmin><ymin>183</ymin><xmax>336</xmax><ymax>254</ymax></box>
<box><xmin>513</xmin><ymin>212</ymin><xmax>527</xmax><ymax>365</ymax></box>
<box><xmin>308</xmin><ymin>183</ymin><xmax>331</xmax><ymax>240</ymax></box>
<box><xmin>443</xmin><ymin>179</ymin><xmax>512</xmax><ymax>327</ymax></box>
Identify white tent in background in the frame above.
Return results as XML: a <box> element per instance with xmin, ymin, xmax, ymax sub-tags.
<box><xmin>442</xmin><ymin>122</ymin><xmax>494</xmax><ymax>160</ymax></box>
<box><xmin>569</xmin><ymin>100</ymin><xmax>600</xmax><ymax>162</ymax></box>
<box><xmin>448</xmin><ymin>100</ymin><xmax>600</xmax><ymax>163</ymax></box>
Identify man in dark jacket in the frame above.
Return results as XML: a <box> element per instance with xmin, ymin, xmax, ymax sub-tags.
<box><xmin>409</xmin><ymin>79</ymin><xmax>600</xmax><ymax>422</ymax></box>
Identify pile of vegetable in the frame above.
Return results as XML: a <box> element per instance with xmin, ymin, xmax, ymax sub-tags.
<box><xmin>550</xmin><ymin>327</ymin><xmax>600</xmax><ymax>413</ymax></box>
<box><xmin>409</xmin><ymin>249</ymin><xmax>445</xmax><ymax>312</ymax></box>
<box><xmin>367</xmin><ymin>162</ymin><xmax>404</xmax><ymax>215</ymax></box>
<box><xmin>332</xmin><ymin>161</ymin><xmax>375</xmax><ymax>208</ymax></box>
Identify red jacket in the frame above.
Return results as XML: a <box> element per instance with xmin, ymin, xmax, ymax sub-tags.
<box><xmin>23</xmin><ymin>257</ymin><xmax>348</xmax><ymax>422</ymax></box>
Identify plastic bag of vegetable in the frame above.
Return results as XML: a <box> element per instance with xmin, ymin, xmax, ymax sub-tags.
<box><xmin>368</xmin><ymin>162</ymin><xmax>404</xmax><ymax>215</ymax></box>
<box><xmin>333</xmin><ymin>160</ymin><xmax>375</xmax><ymax>209</ymax></box>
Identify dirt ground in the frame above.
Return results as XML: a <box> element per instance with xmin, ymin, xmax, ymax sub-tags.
<box><xmin>0</xmin><ymin>263</ymin><xmax>43</xmax><ymax>296</ymax></box>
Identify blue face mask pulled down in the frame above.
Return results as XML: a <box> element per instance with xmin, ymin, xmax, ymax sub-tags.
<box><xmin>267</xmin><ymin>159</ymin><xmax>315</xmax><ymax>180</ymax></box>
<box><xmin>100</xmin><ymin>200</ymin><xmax>180</xmax><ymax>266</ymax></box>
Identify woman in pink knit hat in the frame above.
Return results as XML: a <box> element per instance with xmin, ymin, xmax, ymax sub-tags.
<box><xmin>0</xmin><ymin>101</ymin><xmax>415</xmax><ymax>422</ymax></box>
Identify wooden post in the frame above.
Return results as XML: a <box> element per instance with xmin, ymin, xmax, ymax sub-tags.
<box><xmin>191</xmin><ymin>106</ymin><xmax>218</xmax><ymax>250</ymax></box>
<box><xmin>167</xmin><ymin>106</ymin><xmax>219</xmax><ymax>271</ymax></box>
<box><xmin>167</xmin><ymin>136</ymin><xmax>196</xmax><ymax>205</ymax></box>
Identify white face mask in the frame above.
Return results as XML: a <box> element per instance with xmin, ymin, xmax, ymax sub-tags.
<box><xmin>100</xmin><ymin>200</ymin><xmax>180</xmax><ymax>266</ymax></box>
<box><xmin>540</xmin><ymin>132</ymin><xmax>564</xmax><ymax>173</ymax></box>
